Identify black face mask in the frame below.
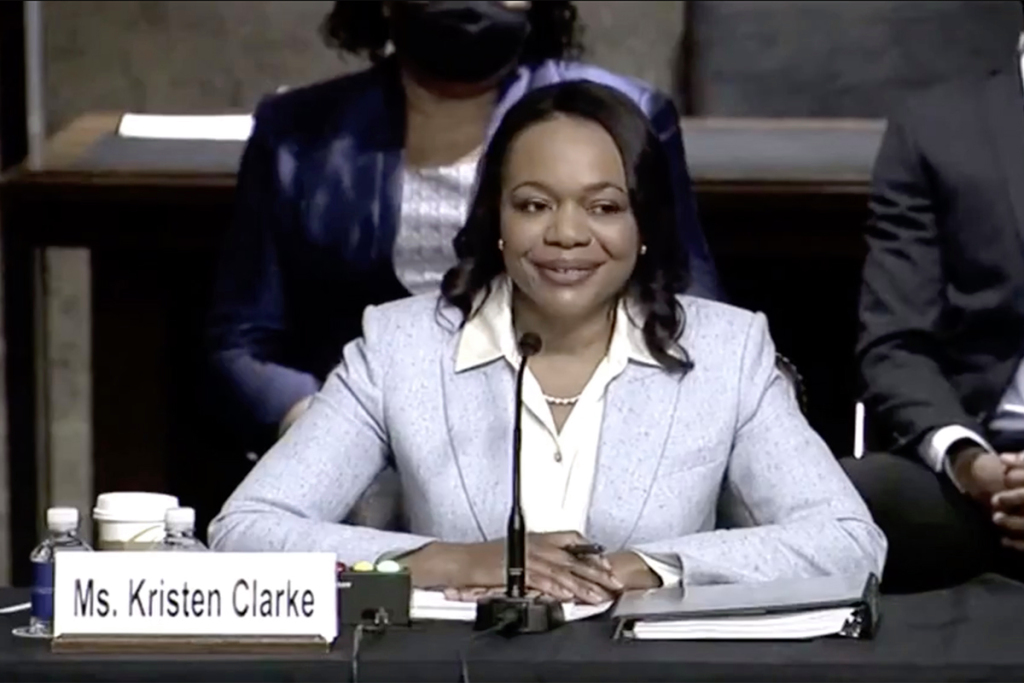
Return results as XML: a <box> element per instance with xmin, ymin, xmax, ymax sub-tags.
<box><xmin>390</xmin><ymin>1</ymin><xmax>531</xmax><ymax>84</ymax></box>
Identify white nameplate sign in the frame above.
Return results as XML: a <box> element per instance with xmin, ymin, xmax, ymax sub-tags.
<box><xmin>53</xmin><ymin>552</ymin><xmax>337</xmax><ymax>643</ymax></box>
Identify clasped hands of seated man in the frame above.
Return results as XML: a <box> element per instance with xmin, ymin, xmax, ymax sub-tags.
<box><xmin>953</xmin><ymin>445</ymin><xmax>1024</xmax><ymax>551</ymax></box>
<box><xmin>400</xmin><ymin>531</ymin><xmax>661</xmax><ymax>605</ymax></box>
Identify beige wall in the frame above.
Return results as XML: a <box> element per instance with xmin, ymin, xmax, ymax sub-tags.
<box><xmin>42</xmin><ymin>1</ymin><xmax>687</xmax><ymax>134</ymax></box>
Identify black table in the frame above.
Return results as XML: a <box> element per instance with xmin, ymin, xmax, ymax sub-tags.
<box><xmin>2</xmin><ymin>575</ymin><xmax>1024</xmax><ymax>682</ymax></box>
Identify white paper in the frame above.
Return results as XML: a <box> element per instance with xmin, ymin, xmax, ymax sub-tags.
<box><xmin>411</xmin><ymin>589</ymin><xmax>611</xmax><ymax>623</ymax></box>
<box><xmin>0</xmin><ymin>601</ymin><xmax>29</xmax><ymax>614</ymax></box>
<box><xmin>117</xmin><ymin>113</ymin><xmax>254</xmax><ymax>141</ymax></box>
<box><xmin>629</xmin><ymin>606</ymin><xmax>855</xmax><ymax>640</ymax></box>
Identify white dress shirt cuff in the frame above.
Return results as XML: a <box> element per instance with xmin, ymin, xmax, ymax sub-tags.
<box><xmin>922</xmin><ymin>425</ymin><xmax>994</xmax><ymax>492</ymax></box>
<box><xmin>632</xmin><ymin>550</ymin><xmax>682</xmax><ymax>587</ymax></box>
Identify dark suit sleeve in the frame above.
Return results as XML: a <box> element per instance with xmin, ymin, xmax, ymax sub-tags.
<box><xmin>857</xmin><ymin>113</ymin><xmax>981</xmax><ymax>453</ymax></box>
<box><xmin>646</xmin><ymin>93</ymin><xmax>723</xmax><ymax>300</ymax></box>
<box><xmin>206</xmin><ymin>102</ymin><xmax>320</xmax><ymax>439</ymax></box>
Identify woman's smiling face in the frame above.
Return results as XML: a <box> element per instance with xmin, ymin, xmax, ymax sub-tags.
<box><xmin>499</xmin><ymin>114</ymin><xmax>640</xmax><ymax>322</ymax></box>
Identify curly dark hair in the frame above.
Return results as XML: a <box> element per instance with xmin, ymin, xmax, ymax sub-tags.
<box><xmin>440</xmin><ymin>81</ymin><xmax>693</xmax><ymax>373</ymax></box>
<box><xmin>321</xmin><ymin>1</ymin><xmax>583</xmax><ymax>65</ymax></box>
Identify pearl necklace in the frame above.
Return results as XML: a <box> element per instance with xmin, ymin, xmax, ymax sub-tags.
<box><xmin>544</xmin><ymin>394</ymin><xmax>581</xmax><ymax>406</ymax></box>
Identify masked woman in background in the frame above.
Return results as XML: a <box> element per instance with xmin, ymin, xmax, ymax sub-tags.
<box><xmin>204</xmin><ymin>1</ymin><xmax>721</xmax><ymax>529</ymax></box>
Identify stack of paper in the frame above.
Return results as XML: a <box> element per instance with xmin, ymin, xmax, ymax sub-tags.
<box><xmin>117</xmin><ymin>113</ymin><xmax>254</xmax><ymax>141</ymax></box>
<box><xmin>629</xmin><ymin>606</ymin><xmax>856</xmax><ymax>640</ymax></box>
<box><xmin>410</xmin><ymin>589</ymin><xmax>612</xmax><ymax>622</ymax></box>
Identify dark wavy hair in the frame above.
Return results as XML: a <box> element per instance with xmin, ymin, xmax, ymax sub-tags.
<box><xmin>322</xmin><ymin>1</ymin><xmax>583</xmax><ymax>65</ymax></box>
<box><xmin>440</xmin><ymin>81</ymin><xmax>693</xmax><ymax>373</ymax></box>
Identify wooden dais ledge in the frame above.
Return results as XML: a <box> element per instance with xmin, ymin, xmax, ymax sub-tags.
<box><xmin>3</xmin><ymin>113</ymin><xmax>886</xmax><ymax>195</ymax></box>
<box><xmin>51</xmin><ymin>633</ymin><xmax>331</xmax><ymax>654</ymax></box>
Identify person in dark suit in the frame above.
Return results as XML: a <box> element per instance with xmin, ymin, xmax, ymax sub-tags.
<box><xmin>842</xmin><ymin>36</ymin><xmax>1024</xmax><ymax>593</ymax></box>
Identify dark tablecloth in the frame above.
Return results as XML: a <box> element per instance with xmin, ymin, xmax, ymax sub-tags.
<box><xmin>2</xmin><ymin>575</ymin><xmax>1024</xmax><ymax>682</ymax></box>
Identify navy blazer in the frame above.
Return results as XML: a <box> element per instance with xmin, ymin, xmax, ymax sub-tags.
<box><xmin>206</xmin><ymin>57</ymin><xmax>721</xmax><ymax>445</ymax></box>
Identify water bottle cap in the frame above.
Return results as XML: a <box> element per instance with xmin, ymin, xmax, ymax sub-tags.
<box><xmin>47</xmin><ymin>507</ymin><xmax>79</xmax><ymax>531</ymax></box>
<box><xmin>164</xmin><ymin>506</ymin><xmax>195</xmax><ymax>528</ymax></box>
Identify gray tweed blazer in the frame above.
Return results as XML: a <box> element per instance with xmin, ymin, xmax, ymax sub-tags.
<box><xmin>209</xmin><ymin>294</ymin><xmax>886</xmax><ymax>585</ymax></box>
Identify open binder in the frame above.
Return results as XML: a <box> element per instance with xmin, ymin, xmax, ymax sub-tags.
<box><xmin>612</xmin><ymin>572</ymin><xmax>879</xmax><ymax>641</ymax></box>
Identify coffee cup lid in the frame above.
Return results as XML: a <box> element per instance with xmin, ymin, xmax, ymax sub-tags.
<box><xmin>93</xmin><ymin>492</ymin><xmax>180</xmax><ymax>523</ymax></box>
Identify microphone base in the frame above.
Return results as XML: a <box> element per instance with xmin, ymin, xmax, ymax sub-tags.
<box><xmin>473</xmin><ymin>595</ymin><xmax>565</xmax><ymax>634</ymax></box>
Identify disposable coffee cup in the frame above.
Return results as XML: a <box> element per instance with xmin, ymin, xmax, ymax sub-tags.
<box><xmin>92</xmin><ymin>492</ymin><xmax>179</xmax><ymax>550</ymax></box>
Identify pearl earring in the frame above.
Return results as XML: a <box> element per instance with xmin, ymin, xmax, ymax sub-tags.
<box><xmin>640</xmin><ymin>244</ymin><xmax>648</xmax><ymax>255</ymax></box>
<box><xmin>498</xmin><ymin>239</ymin><xmax>505</xmax><ymax>251</ymax></box>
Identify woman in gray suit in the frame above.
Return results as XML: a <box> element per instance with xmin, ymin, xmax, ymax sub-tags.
<box><xmin>209</xmin><ymin>81</ymin><xmax>885</xmax><ymax>605</ymax></box>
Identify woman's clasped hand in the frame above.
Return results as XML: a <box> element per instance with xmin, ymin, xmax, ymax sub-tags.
<box><xmin>404</xmin><ymin>531</ymin><xmax>658</xmax><ymax>604</ymax></box>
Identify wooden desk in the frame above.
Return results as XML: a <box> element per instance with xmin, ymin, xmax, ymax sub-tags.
<box><xmin>0</xmin><ymin>114</ymin><xmax>879</xmax><ymax>585</ymax></box>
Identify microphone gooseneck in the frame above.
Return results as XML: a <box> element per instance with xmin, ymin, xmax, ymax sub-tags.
<box><xmin>507</xmin><ymin>332</ymin><xmax>542</xmax><ymax>599</ymax></box>
<box><xmin>473</xmin><ymin>331</ymin><xmax>562</xmax><ymax>634</ymax></box>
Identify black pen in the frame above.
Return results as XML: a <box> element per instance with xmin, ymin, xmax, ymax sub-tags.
<box><xmin>563</xmin><ymin>543</ymin><xmax>605</xmax><ymax>558</ymax></box>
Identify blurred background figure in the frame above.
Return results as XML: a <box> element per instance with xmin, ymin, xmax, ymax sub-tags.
<box><xmin>843</xmin><ymin>8</ymin><xmax>1024</xmax><ymax>593</ymax></box>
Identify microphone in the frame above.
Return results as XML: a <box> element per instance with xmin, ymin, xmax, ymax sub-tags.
<box><xmin>474</xmin><ymin>333</ymin><xmax>565</xmax><ymax>634</ymax></box>
<box><xmin>507</xmin><ymin>332</ymin><xmax>540</xmax><ymax>599</ymax></box>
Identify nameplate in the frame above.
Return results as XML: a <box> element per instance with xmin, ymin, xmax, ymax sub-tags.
<box><xmin>53</xmin><ymin>552</ymin><xmax>337</xmax><ymax>643</ymax></box>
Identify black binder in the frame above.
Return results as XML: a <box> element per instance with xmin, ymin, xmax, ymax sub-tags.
<box><xmin>612</xmin><ymin>572</ymin><xmax>880</xmax><ymax>640</ymax></box>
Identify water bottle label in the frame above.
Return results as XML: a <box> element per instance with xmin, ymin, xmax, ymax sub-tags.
<box><xmin>30</xmin><ymin>560</ymin><xmax>54</xmax><ymax>621</ymax></box>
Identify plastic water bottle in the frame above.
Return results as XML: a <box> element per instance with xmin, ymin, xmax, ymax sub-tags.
<box><xmin>13</xmin><ymin>507</ymin><xmax>92</xmax><ymax>639</ymax></box>
<box><xmin>153</xmin><ymin>507</ymin><xmax>208</xmax><ymax>551</ymax></box>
